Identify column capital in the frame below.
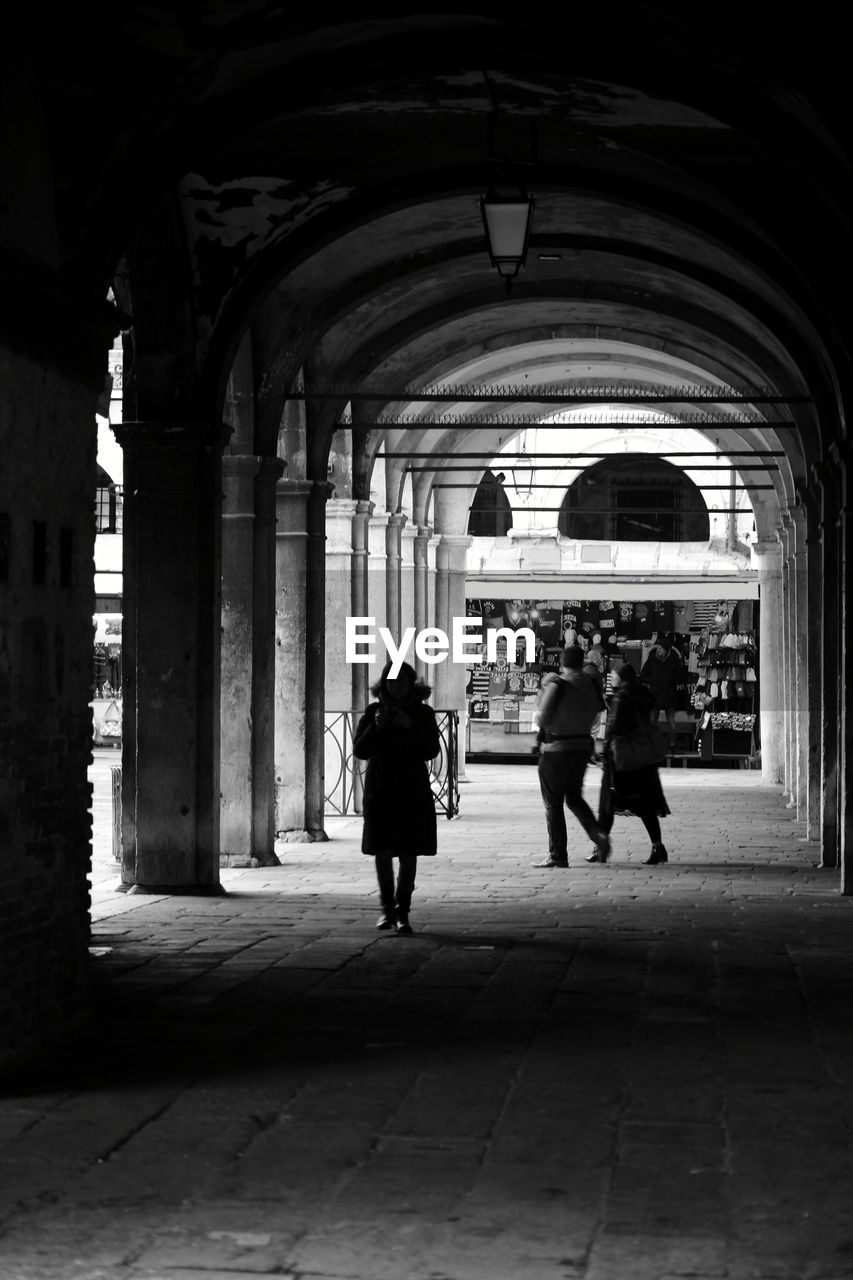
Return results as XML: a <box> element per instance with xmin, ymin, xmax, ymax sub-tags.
<box><xmin>276</xmin><ymin>478</ymin><xmax>314</xmax><ymax>499</ymax></box>
<box><xmin>326</xmin><ymin>497</ymin><xmax>360</xmax><ymax>517</ymax></box>
<box><xmin>325</xmin><ymin>498</ymin><xmax>360</xmax><ymax>554</ymax></box>
<box><xmin>355</xmin><ymin>498</ymin><xmax>375</xmax><ymax>518</ymax></box>
<box><xmin>789</xmin><ymin>504</ymin><xmax>808</xmax><ymax>555</ymax></box>
<box><xmin>258</xmin><ymin>456</ymin><xmax>287</xmax><ymax>481</ymax></box>
<box><xmin>222</xmin><ymin>454</ymin><xmax>263</xmax><ymax>478</ymax></box>
<box><xmin>436</xmin><ymin>532</ymin><xmax>472</xmax><ymax>573</ymax></box>
<box><xmin>223</xmin><ymin>455</ymin><xmax>261</xmax><ymax>517</ymax></box>
<box><xmin>751</xmin><ymin>540</ymin><xmax>783</xmax><ymax>570</ymax></box>
<box><xmin>114</xmin><ymin>420</ymin><xmax>233</xmax><ymax>450</ymax></box>
<box><xmin>387</xmin><ymin>511</ymin><xmax>408</xmax><ymax>530</ymax></box>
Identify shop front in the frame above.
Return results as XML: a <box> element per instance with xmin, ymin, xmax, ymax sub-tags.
<box><xmin>91</xmin><ymin>613</ymin><xmax>122</xmax><ymax>747</ymax></box>
<box><xmin>464</xmin><ymin>582</ymin><xmax>759</xmax><ymax>766</ymax></box>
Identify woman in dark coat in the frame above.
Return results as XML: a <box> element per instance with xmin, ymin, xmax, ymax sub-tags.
<box><xmin>587</xmin><ymin>662</ymin><xmax>672</xmax><ymax>865</ymax></box>
<box><xmin>352</xmin><ymin>660</ymin><xmax>440</xmax><ymax>934</ymax></box>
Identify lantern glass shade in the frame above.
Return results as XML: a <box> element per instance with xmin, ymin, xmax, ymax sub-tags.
<box><xmin>479</xmin><ymin>184</ymin><xmax>535</xmax><ymax>278</ymax></box>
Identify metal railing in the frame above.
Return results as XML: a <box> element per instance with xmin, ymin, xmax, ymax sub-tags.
<box><xmin>110</xmin><ymin>766</ymin><xmax>122</xmax><ymax>861</ymax></box>
<box><xmin>324</xmin><ymin>709</ymin><xmax>459</xmax><ymax>819</ymax></box>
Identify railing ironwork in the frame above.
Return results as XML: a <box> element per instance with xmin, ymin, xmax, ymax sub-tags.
<box><xmin>324</xmin><ymin>709</ymin><xmax>459</xmax><ymax>819</ymax></box>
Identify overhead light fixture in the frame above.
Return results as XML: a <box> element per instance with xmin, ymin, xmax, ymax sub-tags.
<box><xmin>509</xmin><ymin>433</ymin><xmax>534</xmax><ymax>499</ymax></box>
<box><xmin>479</xmin><ymin>180</ymin><xmax>535</xmax><ymax>293</ymax></box>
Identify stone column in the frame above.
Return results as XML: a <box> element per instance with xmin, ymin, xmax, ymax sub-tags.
<box><xmin>791</xmin><ymin>507</ymin><xmax>809</xmax><ymax>825</ymax></box>
<box><xmin>428</xmin><ymin>530</ymin><xmax>439</xmax><ymax>633</ymax></box>
<box><xmin>274</xmin><ymin>479</ymin><xmax>312</xmax><ymax>837</ymax></box>
<box><xmin>779</xmin><ymin>518</ymin><xmax>795</xmax><ymax>805</ymax></box>
<box><xmin>324</xmin><ymin>496</ymin><xmax>358</xmax><ymax>820</ymax></box>
<box><xmin>413</xmin><ymin>525</ymin><xmax>431</xmax><ymax>682</ymax></box>
<box><xmin>384</xmin><ymin>512</ymin><xmax>406</xmax><ymax>645</ymax></box>
<box><xmin>325</xmin><ymin>498</ymin><xmax>359</xmax><ymax>712</ymax></box>
<box><xmin>368</xmin><ymin>511</ymin><xmax>388</xmax><ymax>684</ymax></box>
<box><xmin>834</xmin><ymin>449</ymin><xmax>853</xmax><ymax>894</ymax></box>
<box><xmin>115</xmin><ymin>420</ymin><xmax>230</xmax><ymax>893</ymax></box>
<box><xmin>220</xmin><ymin>456</ymin><xmax>284</xmax><ymax>867</ymax></box>
<box><xmin>802</xmin><ymin>500</ymin><xmax>822</xmax><ymax>838</ymax></box>
<box><xmin>251</xmin><ymin>458</ymin><xmax>285</xmax><ymax>862</ymax></box>
<box><xmin>401</xmin><ymin>524</ymin><xmax>417</xmax><ymax>638</ymax></box>
<box><xmin>752</xmin><ymin>540</ymin><xmax>785</xmax><ymax>785</ymax></box>
<box><xmin>433</xmin><ymin>534</ymin><xmax>471</xmax><ymax>777</ymax></box>
<box><xmin>817</xmin><ymin>464</ymin><xmax>840</xmax><ymax>867</ymax></box>
<box><xmin>305</xmin><ymin>481</ymin><xmax>333</xmax><ymax>839</ymax></box>
<box><xmin>351</xmin><ymin>500</ymin><xmax>374</xmax><ymax>716</ymax></box>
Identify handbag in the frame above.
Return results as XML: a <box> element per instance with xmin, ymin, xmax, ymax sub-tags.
<box><xmin>610</xmin><ymin>723</ymin><xmax>668</xmax><ymax>770</ymax></box>
<box><xmin>609</xmin><ymin>691</ymin><xmax>668</xmax><ymax>771</ymax></box>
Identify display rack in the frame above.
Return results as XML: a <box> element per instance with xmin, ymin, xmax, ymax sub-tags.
<box><xmin>691</xmin><ymin>630</ymin><xmax>758</xmax><ymax>764</ymax></box>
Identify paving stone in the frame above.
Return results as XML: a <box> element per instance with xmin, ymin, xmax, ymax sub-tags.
<box><xmin>3</xmin><ymin>760</ymin><xmax>852</xmax><ymax>1279</ymax></box>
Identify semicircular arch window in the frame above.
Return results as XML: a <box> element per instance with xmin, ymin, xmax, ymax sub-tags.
<box><xmin>558</xmin><ymin>455</ymin><xmax>709</xmax><ymax>542</ymax></box>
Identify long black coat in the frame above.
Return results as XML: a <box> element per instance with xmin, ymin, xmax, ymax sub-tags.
<box><xmin>599</xmin><ymin>683</ymin><xmax>671</xmax><ymax>822</ymax></box>
<box><xmin>353</xmin><ymin>693</ymin><xmax>440</xmax><ymax>856</ymax></box>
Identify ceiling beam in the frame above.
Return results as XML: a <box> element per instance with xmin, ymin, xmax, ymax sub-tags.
<box><xmin>291</xmin><ymin>384</ymin><xmax>809</xmax><ymax>404</ymax></box>
<box><xmin>385</xmin><ymin>451</ymin><xmax>786</xmax><ymax>459</ymax></box>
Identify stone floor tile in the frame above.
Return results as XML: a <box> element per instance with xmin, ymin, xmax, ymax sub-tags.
<box><xmin>1</xmin><ymin>757</ymin><xmax>849</xmax><ymax>1280</ymax></box>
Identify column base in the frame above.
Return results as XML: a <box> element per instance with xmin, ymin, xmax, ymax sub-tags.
<box><xmin>219</xmin><ymin>852</ymin><xmax>282</xmax><ymax>868</ymax></box>
<box><xmin>127</xmin><ymin>883</ymin><xmax>227</xmax><ymax>896</ymax></box>
<box><xmin>275</xmin><ymin>828</ymin><xmax>329</xmax><ymax>844</ymax></box>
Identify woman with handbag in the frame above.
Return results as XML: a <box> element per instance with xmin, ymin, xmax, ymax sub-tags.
<box><xmin>587</xmin><ymin>663</ymin><xmax>671</xmax><ymax>865</ymax></box>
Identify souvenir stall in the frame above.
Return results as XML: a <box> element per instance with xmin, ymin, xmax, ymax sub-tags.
<box><xmin>91</xmin><ymin>613</ymin><xmax>122</xmax><ymax>747</ymax></box>
<box><xmin>464</xmin><ymin>591</ymin><xmax>759</xmax><ymax>765</ymax></box>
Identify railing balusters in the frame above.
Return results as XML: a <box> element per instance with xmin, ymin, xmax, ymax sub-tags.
<box><xmin>323</xmin><ymin>710</ymin><xmax>459</xmax><ymax>818</ymax></box>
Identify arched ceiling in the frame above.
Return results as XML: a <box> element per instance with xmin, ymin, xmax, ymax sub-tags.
<box><xmin>21</xmin><ymin>4</ymin><xmax>853</xmax><ymax>494</ymax></box>
<box><xmin>350</xmin><ymin>341</ymin><xmax>799</xmax><ymax>536</ymax></box>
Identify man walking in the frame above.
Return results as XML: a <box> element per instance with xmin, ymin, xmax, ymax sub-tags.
<box><xmin>532</xmin><ymin>646</ymin><xmax>611</xmax><ymax>868</ymax></box>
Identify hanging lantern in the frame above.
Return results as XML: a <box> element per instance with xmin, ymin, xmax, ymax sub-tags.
<box><xmin>479</xmin><ymin>181</ymin><xmax>535</xmax><ymax>290</ymax></box>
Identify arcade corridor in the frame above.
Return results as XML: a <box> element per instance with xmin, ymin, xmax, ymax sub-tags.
<box><xmin>1</xmin><ymin>764</ymin><xmax>852</xmax><ymax>1279</ymax></box>
<box><xmin>3</xmin><ymin>7</ymin><xmax>853</xmax><ymax>1275</ymax></box>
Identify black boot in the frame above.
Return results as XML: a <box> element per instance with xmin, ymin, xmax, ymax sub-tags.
<box><xmin>644</xmin><ymin>842</ymin><xmax>668</xmax><ymax>865</ymax></box>
<box><xmin>375</xmin><ymin>855</ymin><xmax>396</xmax><ymax>928</ymax></box>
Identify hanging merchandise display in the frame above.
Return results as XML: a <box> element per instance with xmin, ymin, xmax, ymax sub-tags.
<box><xmin>692</xmin><ymin>629</ymin><xmax>758</xmax><ymax>763</ymax></box>
<box><xmin>465</xmin><ymin>596</ymin><xmax>759</xmax><ymax>763</ymax></box>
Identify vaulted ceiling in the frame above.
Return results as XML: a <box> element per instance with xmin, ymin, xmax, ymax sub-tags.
<box><xmin>13</xmin><ymin>4</ymin><xmax>852</xmax><ymax>497</ymax></box>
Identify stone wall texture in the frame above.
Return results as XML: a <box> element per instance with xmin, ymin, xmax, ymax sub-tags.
<box><xmin>0</xmin><ymin>347</ymin><xmax>97</xmax><ymax>1068</ymax></box>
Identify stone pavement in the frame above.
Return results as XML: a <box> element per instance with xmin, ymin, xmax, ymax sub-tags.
<box><xmin>2</xmin><ymin>755</ymin><xmax>853</xmax><ymax>1280</ymax></box>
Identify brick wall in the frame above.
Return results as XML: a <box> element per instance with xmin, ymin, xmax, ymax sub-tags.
<box><xmin>0</xmin><ymin>347</ymin><xmax>98</xmax><ymax>1070</ymax></box>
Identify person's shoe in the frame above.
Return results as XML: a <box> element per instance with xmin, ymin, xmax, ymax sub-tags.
<box><xmin>585</xmin><ymin>846</ymin><xmax>602</xmax><ymax>863</ymax></box>
<box><xmin>533</xmin><ymin>857</ymin><xmax>569</xmax><ymax>868</ymax></box>
<box><xmin>395</xmin><ymin>915</ymin><xmax>413</xmax><ymax>935</ymax></box>
<box><xmin>376</xmin><ymin>911</ymin><xmax>395</xmax><ymax>930</ymax></box>
<box><xmin>644</xmin><ymin>843</ymin><xmax>668</xmax><ymax>865</ymax></box>
<box><xmin>593</xmin><ymin>830</ymin><xmax>611</xmax><ymax>863</ymax></box>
